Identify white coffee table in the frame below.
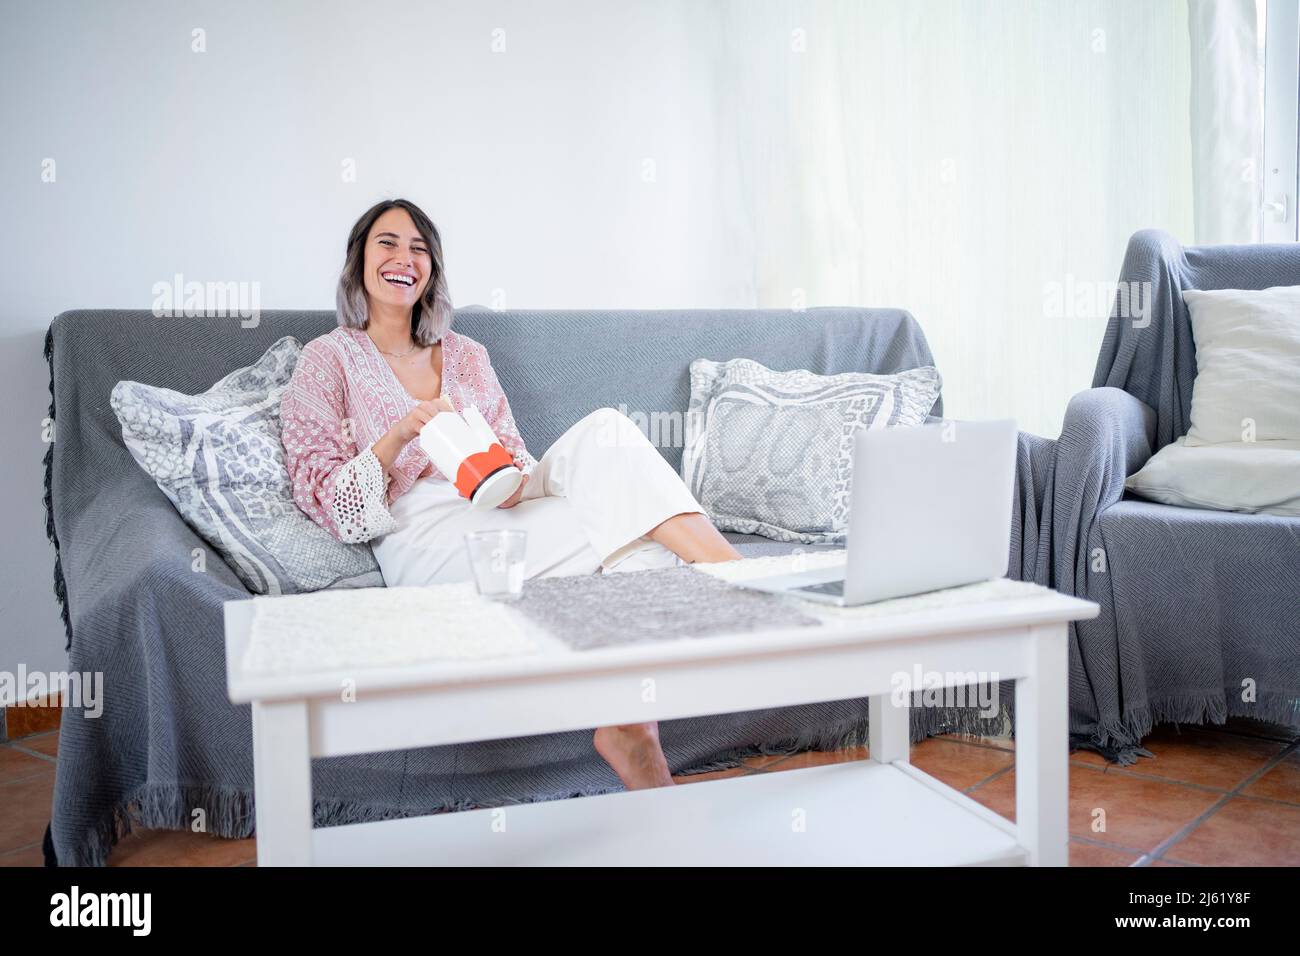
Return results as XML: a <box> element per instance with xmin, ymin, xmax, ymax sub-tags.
<box><xmin>224</xmin><ymin>582</ymin><xmax>1096</xmax><ymax>867</ymax></box>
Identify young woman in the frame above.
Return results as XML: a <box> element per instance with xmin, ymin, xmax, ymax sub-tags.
<box><xmin>280</xmin><ymin>198</ymin><xmax>742</xmax><ymax>790</ymax></box>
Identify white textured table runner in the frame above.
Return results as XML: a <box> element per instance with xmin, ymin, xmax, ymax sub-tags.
<box><xmin>242</xmin><ymin>551</ymin><xmax>1054</xmax><ymax>677</ymax></box>
<box><xmin>242</xmin><ymin>583</ymin><xmax>538</xmax><ymax>676</ymax></box>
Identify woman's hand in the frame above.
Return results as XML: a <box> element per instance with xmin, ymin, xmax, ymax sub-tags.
<box><xmin>371</xmin><ymin>398</ymin><xmax>454</xmax><ymax>473</ymax></box>
<box><xmin>497</xmin><ymin>473</ymin><xmax>530</xmax><ymax>509</ymax></box>
<box><xmin>393</xmin><ymin>397</ymin><xmax>455</xmax><ymax>443</ymax></box>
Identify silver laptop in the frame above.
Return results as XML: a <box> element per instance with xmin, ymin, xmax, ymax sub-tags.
<box><xmin>740</xmin><ymin>419</ymin><xmax>1017</xmax><ymax>606</ymax></box>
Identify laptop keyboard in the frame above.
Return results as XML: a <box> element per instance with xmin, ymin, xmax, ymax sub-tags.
<box><xmin>794</xmin><ymin>578</ymin><xmax>846</xmax><ymax>596</ymax></box>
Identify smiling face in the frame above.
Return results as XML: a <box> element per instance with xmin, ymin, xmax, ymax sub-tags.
<box><xmin>362</xmin><ymin>208</ymin><xmax>433</xmax><ymax>312</ymax></box>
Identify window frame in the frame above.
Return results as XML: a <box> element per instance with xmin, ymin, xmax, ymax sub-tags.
<box><xmin>1263</xmin><ymin>0</ymin><xmax>1300</xmax><ymax>241</ymax></box>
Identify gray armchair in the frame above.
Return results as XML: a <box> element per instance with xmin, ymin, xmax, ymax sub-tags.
<box><xmin>1052</xmin><ymin>230</ymin><xmax>1300</xmax><ymax>761</ymax></box>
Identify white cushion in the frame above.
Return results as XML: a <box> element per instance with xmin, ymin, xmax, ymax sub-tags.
<box><xmin>1125</xmin><ymin>438</ymin><xmax>1300</xmax><ymax>517</ymax></box>
<box><xmin>1182</xmin><ymin>285</ymin><xmax>1300</xmax><ymax>445</ymax></box>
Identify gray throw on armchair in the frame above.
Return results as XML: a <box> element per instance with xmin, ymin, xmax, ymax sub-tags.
<box><xmin>47</xmin><ymin>306</ymin><xmax>1055</xmax><ymax>867</ymax></box>
<box><xmin>1053</xmin><ymin>230</ymin><xmax>1300</xmax><ymax>759</ymax></box>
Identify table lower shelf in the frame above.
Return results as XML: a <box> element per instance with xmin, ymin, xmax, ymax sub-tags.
<box><xmin>308</xmin><ymin>758</ymin><xmax>1027</xmax><ymax>866</ymax></box>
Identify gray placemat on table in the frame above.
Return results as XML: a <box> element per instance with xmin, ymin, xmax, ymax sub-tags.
<box><xmin>511</xmin><ymin>565</ymin><xmax>823</xmax><ymax>650</ymax></box>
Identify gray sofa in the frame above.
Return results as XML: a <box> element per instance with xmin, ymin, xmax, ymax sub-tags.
<box><xmin>44</xmin><ymin>305</ymin><xmax>983</xmax><ymax>867</ymax></box>
<box><xmin>1052</xmin><ymin>230</ymin><xmax>1300</xmax><ymax>759</ymax></box>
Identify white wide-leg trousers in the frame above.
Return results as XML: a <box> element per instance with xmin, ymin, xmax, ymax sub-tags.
<box><xmin>371</xmin><ymin>408</ymin><xmax>707</xmax><ymax>587</ymax></box>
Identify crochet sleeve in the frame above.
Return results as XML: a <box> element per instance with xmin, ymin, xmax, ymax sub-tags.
<box><xmin>280</xmin><ymin>341</ymin><xmax>398</xmax><ymax>543</ymax></box>
<box><xmin>476</xmin><ymin>343</ymin><xmax>539</xmax><ymax>476</ymax></box>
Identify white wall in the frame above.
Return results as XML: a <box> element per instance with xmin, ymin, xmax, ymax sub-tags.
<box><xmin>0</xmin><ymin>0</ymin><xmax>726</xmax><ymax>679</ymax></box>
<box><xmin>1</xmin><ymin>0</ymin><xmax>1198</xmax><ymax>681</ymax></box>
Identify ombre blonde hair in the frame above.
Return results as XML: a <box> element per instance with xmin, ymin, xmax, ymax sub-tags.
<box><xmin>335</xmin><ymin>198</ymin><xmax>453</xmax><ymax>345</ymax></box>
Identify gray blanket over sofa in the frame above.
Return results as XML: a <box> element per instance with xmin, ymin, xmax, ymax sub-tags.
<box><xmin>46</xmin><ymin>306</ymin><xmax>1034</xmax><ymax>867</ymax></box>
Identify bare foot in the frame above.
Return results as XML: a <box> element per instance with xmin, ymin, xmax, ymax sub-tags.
<box><xmin>593</xmin><ymin>723</ymin><xmax>675</xmax><ymax>790</ymax></box>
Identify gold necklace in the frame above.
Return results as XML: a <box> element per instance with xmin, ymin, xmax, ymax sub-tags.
<box><xmin>368</xmin><ymin>331</ymin><xmax>420</xmax><ymax>359</ymax></box>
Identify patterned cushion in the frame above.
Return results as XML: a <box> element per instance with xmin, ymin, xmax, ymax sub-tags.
<box><xmin>110</xmin><ymin>336</ymin><xmax>384</xmax><ymax>594</ymax></box>
<box><xmin>681</xmin><ymin>358</ymin><xmax>942</xmax><ymax>543</ymax></box>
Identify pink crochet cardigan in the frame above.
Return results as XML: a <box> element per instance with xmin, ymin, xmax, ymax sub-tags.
<box><xmin>280</xmin><ymin>326</ymin><xmax>538</xmax><ymax>543</ymax></box>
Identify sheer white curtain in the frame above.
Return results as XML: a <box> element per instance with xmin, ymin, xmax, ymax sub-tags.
<box><xmin>1188</xmin><ymin>0</ymin><xmax>1265</xmax><ymax>244</ymax></box>
<box><xmin>704</xmin><ymin>0</ymin><xmax>1204</xmax><ymax>437</ymax></box>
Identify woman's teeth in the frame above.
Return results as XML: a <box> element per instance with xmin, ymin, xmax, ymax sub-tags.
<box><xmin>382</xmin><ymin>273</ymin><xmax>415</xmax><ymax>287</ymax></box>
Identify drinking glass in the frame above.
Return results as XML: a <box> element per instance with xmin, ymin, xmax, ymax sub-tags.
<box><xmin>463</xmin><ymin>530</ymin><xmax>527</xmax><ymax>600</ymax></box>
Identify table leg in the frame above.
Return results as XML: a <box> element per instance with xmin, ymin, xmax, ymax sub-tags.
<box><xmin>252</xmin><ymin>699</ymin><xmax>314</xmax><ymax>866</ymax></box>
<box><xmin>869</xmin><ymin>690</ymin><xmax>910</xmax><ymax>764</ymax></box>
<box><xmin>1014</xmin><ymin>623</ymin><xmax>1069</xmax><ymax>866</ymax></box>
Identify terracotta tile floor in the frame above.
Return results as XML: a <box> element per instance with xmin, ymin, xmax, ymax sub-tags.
<box><xmin>3</xmin><ymin>716</ymin><xmax>1296</xmax><ymax>866</ymax></box>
